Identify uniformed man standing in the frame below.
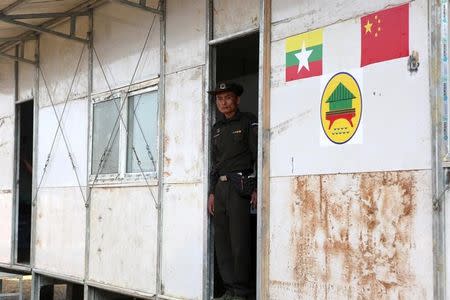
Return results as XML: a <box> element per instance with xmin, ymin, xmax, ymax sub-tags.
<box><xmin>208</xmin><ymin>82</ymin><xmax>258</xmax><ymax>300</ymax></box>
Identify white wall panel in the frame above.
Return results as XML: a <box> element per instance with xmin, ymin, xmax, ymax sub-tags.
<box><xmin>272</xmin><ymin>0</ymin><xmax>409</xmax><ymax>42</ymax></box>
<box><xmin>34</xmin><ymin>187</ymin><xmax>86</xmax><ymax>278</ymax></box>
<box><xmin>88</xmin><ymin>186</ymin><xmax>158</xmax><ymax>294</ymax></box>
<box><xmin>269</xmin><ymin>0</ymin><xmax>430</xmax><ymax>176</ymax></box>
<box><xmin>0</xmin><ymin>60</ymin><xmax>15</xmax><ymax>117</ymax></box>
<box><xmin>164</xmin><ymin>67</ymin><xmax>203</xmax><ymax>183</ymax></box>
<box><xmin>0</xmin><ymin>115</ymin><xmax>14</xmax><ymax>190</ymax></box>
<box><xmin>39</xmin><ymin>19</ymin><xmax>89</xmax><ymax>108</ymax></box>
<box><xmin>166</xmin><ymin>0</ymin><xmax>206</xmax><ymax>74</ymax></box>
<box><xmin>212</xmin><ymin>0</ymin><xmax>259</xmax><ymax>39</ymax></box>
<box><xmin>93</xmin><ymin>2</ymin><xmax>160</xmax><ymax>94</ymax></box>
<box><xmin>161</xmin><ymin>183</ymin><xmax>203</xmax><ymax>299</ymax></box>
<box><xmin>269</xmin><ymin>171</ymin><xmax>433</xmax><ymax>299</ymax></box>
<box><xmin>37</xmin><ymin>99</ymin><xmax>88</xmax><ymax>188</ymax></box>
<box><xmin>18</xmin><ymin>40</ymin><xmax>36</xmax><ymax>102</ymax></box>
<box><xmin>0</xmin><ymin>192</ymin><xmax>12</xmax><ymax>264</ymax></box>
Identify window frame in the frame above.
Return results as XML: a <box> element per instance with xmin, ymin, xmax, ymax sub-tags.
<box><xmin>88</xmin><ymin>77</ymin><xmax>160</xmax><ymax>186</ymax></box>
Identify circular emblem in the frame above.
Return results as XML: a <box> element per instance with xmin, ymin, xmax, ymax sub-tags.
<box><xmin>320</xmin><ymin>72</ymin><xmax>362</xmax><ymax>144</ymax></box>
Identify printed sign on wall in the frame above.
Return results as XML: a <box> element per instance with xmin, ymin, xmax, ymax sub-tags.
<box><xmin>320</xmin><ymin>70</ymin><xmax>363</xmax><ymax>146</ymax></box>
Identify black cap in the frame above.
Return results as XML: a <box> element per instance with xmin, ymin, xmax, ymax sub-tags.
<box><xmin>208</xmin><ymin>82</ymin><xmax>244</xmax><ymax>96</ymax></box>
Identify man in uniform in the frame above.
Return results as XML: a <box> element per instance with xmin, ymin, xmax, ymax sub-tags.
<box><xmin>208</xmin><ymin>82</ymin><xmax>258</xmax><ymax>300</ymax></box>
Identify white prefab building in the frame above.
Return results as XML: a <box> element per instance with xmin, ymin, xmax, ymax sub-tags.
<box><xmin>0</xmin><ymin>0</ymin><xmax>447</xmax><ymax>299</ymax></box>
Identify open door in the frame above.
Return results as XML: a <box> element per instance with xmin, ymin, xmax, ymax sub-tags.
<box><xmin>211</xmin><ymin>32</ymin><xmax>259</xmax><ymax>299</ymax></box>
<box><xmin>14</xmin><ymin>99</ymin><xmax>33</xmax><ymax>265</ymax></box>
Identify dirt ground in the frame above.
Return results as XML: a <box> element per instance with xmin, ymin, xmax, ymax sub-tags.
<box><xmin>0</xmin><ymin>276</ymin><xmax>66</xmax><ymax>300</ymax></box>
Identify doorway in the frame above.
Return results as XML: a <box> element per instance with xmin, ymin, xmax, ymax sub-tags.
<box><xmin>14</xmin><ymin>100</ymin><xmax>34</xmax><ymax>265</ymax></box>
<box><xmin>211</xmin><ymin>32</ymin><xmax>259</xmax><ymax>299</ymax></box>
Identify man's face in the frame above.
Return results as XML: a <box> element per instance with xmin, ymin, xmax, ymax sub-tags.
<box><xmin>215</xmin><ymin>91</ymin><xmax>240</xmax><ymax>116</ymax></box>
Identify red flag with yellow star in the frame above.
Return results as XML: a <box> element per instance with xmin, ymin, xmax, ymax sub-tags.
<box><xmin>361</xmin><ymin>4</ymin><xmax>409</xmax><ymax>67</ymax></box>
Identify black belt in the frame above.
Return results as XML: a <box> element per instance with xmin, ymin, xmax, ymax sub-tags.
<box><xmin>219</xmin><ymin>170</ymin><xmax>254</xmax><ymax>182</ymax></box>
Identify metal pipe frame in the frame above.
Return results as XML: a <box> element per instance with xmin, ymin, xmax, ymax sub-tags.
<box><xmin>0</xmin><ymin>0</ymin><xmax>107</xmax><ymax>53</ymax></box>
<box><xmin>156</xmin><ymin>0</ymin><xmax>166</xmax><ymax>297</ymax></box>
<box><xmin>0</xmin><ymin>12</ymin><xmax>89</xmax><ymax>19</ymax></box>
<box><xmin>0</xmin><ymin>17</ymin><xmax>88</xmax><ymax>44</ymax></box>
<box><xmin>12</xmin><ymin>45</ymin><xmax>19</xmax><ymax>266</ymax></box>
<box><xmin>30</xmin><ymin>34</ymin><xmax>40</xmax><ymax>291</ymax></box>
<box><xmin>84</xmin><ymin>8</ymin><xmax>94</xmax><ymax>300</ymax></box>
<box><xmin>431</xmin><ymin>0</ymin><xmax>447</xmax><ymax>299</ymax></box>
<box><xmin>257</xmin><ymin>0</ymin><xmax>271</xmax><ymax>299</ymax></box>
<box><xmin>33</xmin><ymin>268</ymin><xmax>84</xmax><ymax>285</ymax></box>
<box><xmin>208</xmin><ymin>27</ymin><xmax>259</xmax><ymax>46</ymax></box>
<box><xmin>203</xmin><ymin>1</ymin><xmax>213</xmax><ymax>298</ymax></box>
<box><xmin>86</xmin><ymin>280</ymin><xmax>156</xmax><ymax>300</ymax></box>
<box><xmin>0</xmin><ymin>263</ymin><xmax>31</xmax><ymax>274</ymax></box>
<box><xmin>0</xmin><ymin>52</ymin><xmax>36</xmax><ymax>65</ymax></box>
<box><xmin>0</xmin><ymin>36</ymin><xmax>36</xmax><ymax>42</ymax></box>
<box><xmin>114</xmin><ymin>0</ymin><xmax>163</xmax><ymax>15</ymax></box>
<box><xmin>0</xmin><ymin>0</ymin><xmax>27</xmax><ymax>14</ymax></box>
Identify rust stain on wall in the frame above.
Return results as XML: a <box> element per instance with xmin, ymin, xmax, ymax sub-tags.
<box><xmin>288</xmin><ymin>171</ymin><xmax>418</xmax><ymax>299</ymax></box>
<box><xmin>163</xmin><ymin>135</ymin><xmax>171</xmax><ymax>167</ymax></box>
<box><xmin>291</xmin><ymin>176</ymin><xmax>322</xmax><ymax>288</ymax></box>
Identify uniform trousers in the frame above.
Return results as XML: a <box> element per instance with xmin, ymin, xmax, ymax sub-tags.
<box><xmin>214</xmin><ymin>180</ymin><xmax>251</xmax><ymax>297</ymax></box>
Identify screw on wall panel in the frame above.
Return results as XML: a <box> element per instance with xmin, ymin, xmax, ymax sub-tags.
<box><xmin>408</xmin><ymin>50</ymin><xmax>420</xmax><ymax>72</ymax></box>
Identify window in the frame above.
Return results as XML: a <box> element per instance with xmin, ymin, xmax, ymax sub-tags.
<box><xmin>92</xmin><ymin>97</ymin><xmax>120</xmax><ymax>175</ymax></box>
<box><xmin>127</xmin><ymin>91</ymin><xmax>158</xmax><ymax>173</ymax></box>
<box><xmin>90</xmin><ymin>82</ymin><xmax>159</xmax><ymax>182</ymax></box>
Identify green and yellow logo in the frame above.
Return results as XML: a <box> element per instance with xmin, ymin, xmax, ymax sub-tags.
<box><xmin>321</xmin><ymin>72</ymin><xmax>362</xmax><ymax>144</ymax></box>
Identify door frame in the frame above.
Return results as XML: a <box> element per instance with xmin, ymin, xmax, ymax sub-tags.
<box><xmin>204</xmin><ymin>0</ymin><xmax>271</xmax><ymax>298</ymax></box>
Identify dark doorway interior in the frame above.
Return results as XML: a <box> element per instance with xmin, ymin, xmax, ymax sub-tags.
<box><xmin>16</xmin><ymin>100</ymin><xmax>33</xmax><ymax>264</ymax></box>
<box><xmin>91</xmin><ymin>287</ymin><xmax>145</xmax><ymax>300</ymax></box>
<box><xmin>39</xmin><ymin>282</ymin><xmax>84</xmax><ymax>300</ymax></box>
<box><xmin>213</xmin><ymin>32</ymin><xmax>259</xmax><ymax>299</ymax></box>
<box><xmin>215</xmin><ymin>33</ymin><xmax>259</xmax><ymax>117</ymax></box>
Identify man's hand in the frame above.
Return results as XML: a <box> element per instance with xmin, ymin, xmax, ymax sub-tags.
<box><xmin>250</xmin><ymin>191</ymin><xmax>257</xmax><ymax>209</ymax></box>
<box><xmin>208</xmin><ymin>194</ymin><xmax>215</xmax><ymax>216</ymax></box>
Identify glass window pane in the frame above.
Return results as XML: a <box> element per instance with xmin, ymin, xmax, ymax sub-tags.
<box><xmin>92</xmin><ymin>98</ymin><xmax>120</xmax><ymax>174</ymax></box>
<box><xmin>127</xmin><ymin>91</ymin><xmax>158</xmax><ymax>173</ymax></box>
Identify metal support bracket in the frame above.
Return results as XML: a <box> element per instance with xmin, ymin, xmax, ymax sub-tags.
<box><xmin>70</xmin><ymin>16</ymin><xmax>77</xmax><ymax>37</ymax></box>
<box><xmin>0</xmin><ymin>52</ymin><xmax>36</xmax><ymax>65</ymax></box>
<box><xmin>115</xmin><ymin>0</ymin><xmax>163</xmax><ymax>15</ymax></box>
<box><xmin>0</xmin><ymin>17</ymin><xmax>88</xmax><ymax>44</ymax></box>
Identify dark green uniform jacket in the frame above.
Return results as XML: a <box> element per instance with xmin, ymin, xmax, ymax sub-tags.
<box><xmin>210</xmin><ymin>110</ymin><xmax>258</xmax><ymax>194</ymax></box>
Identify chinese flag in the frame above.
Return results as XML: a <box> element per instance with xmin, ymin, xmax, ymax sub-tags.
<box><xmin>361</xmin><ymin>4</ymin><xmax>409</xmax><ymax>67</ymax></box>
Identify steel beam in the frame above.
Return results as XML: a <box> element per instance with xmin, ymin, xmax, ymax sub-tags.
<box><xmin>1</xmin><ymin>12</ymin><xmax>89</xmax><ymax>19</ymax></box>
<box><xmin>0</xmin><ymin>17</ymin><xmax>88</xmax><ymax>43</ymax></box>
<box><xmin>115</xmin><ymin>0</ymin><xmax>163</xmax><ymax>15</ymax></box>
<box><xmin>0</xmin><ymin>0</ymin><xmax>27</xmax><ymax>14</ymax></box>
<box><xmin>0</xmin><ymin>51</ymin><xmax>36</xmax><ymax>65</ymax></box>
<box><xmin>0</xmin><ymin>36</ymin><xmax>35</xmax><ymax>42</ymax></box>
<box><xmin>0</xmin><ymin>0</ymin><xmax>106</xmax><ymax>52</ymax></box>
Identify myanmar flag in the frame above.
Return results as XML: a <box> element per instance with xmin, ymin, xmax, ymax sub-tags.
<box><xmin>285</xmin><ymin>29</ymin><xmax>323</xmax><ymax>82</ymax></box>
<box><xmin>361</xmin><ymin>4</ymin><xmax>409</xmax><ymax>67</ymax></box>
